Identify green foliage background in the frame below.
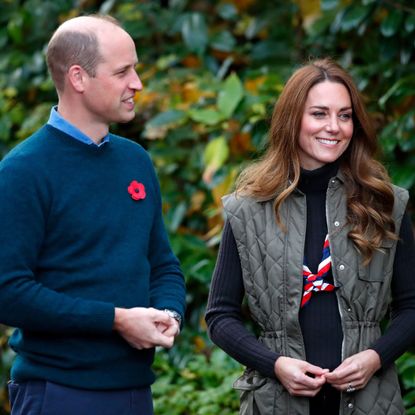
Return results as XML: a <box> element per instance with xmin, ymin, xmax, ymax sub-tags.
<box><xmin>1</xmin><ymin>0</ymin><xmax>414</xmax><ymax>413</ymax></box>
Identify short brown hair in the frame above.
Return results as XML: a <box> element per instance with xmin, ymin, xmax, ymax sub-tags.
<box><xmin>46</xmin><ymin>14</ymin><xmax>121</xmax><ymax>92</ymax></box>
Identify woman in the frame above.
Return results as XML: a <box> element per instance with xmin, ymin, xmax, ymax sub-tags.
<box><xmin>205</xmin><ymin>58</ymin><xmax>415</xmax><ymax>414</ymax></box>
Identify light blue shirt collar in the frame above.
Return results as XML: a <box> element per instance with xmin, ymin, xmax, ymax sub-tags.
<box><xmin>47</xmin><ymin>106</ymin><xmax>110</xmax><ymax>147</ymax></box>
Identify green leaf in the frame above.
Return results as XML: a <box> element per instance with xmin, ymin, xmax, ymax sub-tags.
<box><xmin>380</xmin><ymin>121</ymin><xmax>398</xmax><ymax>154</ymax></box>
<box><xmin>146</xmin><ymin>110</ymin><xmax>186</xmax><ymax>128</ymax></box>
<box><xmin>400</xmin><ymin>363</ymin><xmax>415</xmax><ymax>388</ymax></box>
<box><xmin>380</xmin><ymin>9</ymin><xmax>403</xmax><ymax>37</ymax></box>
<box><xmin>405</xmin><ymin>14</ymin><xmax>415</xmax><ymax>33</ymax></box>
<box><xmin>188</xmin><ymin>108</ymin><xmax>224</xmax><ymax>125</ymax></box>
<box><xmin>217</xmin><ymin>73</ymin><xmax>244</xmax><ymax>118</ymax></box>
<box><xmin>0</xmin><ymin>115</ymin><xmax>12</xmax><ymax>141</ymax></box>
<box><xmin>181</xmin><ymin>12</ymin><xmax>208</xmax><ymax>54</ymax></box>
<box><xmin>378</xmin><ymin>75</ymin><xmax>415</xmax><ymax>108</ymax></box>
<box><xmin>99</xmin><ymin>0</ymin><xmax>117</xmax><ymax>14</ymax></box>
<box><xmin>16</xmin><ymin>103</ymin><xmax>51</xmax><ymax>140</ymax></box>
<box><xmin>156</xmin><ymin>54</ymin><xmax>179</xmax><ymax>70</ymax></box>
<box><xmin>0</xmin><ymin>27</ymin><xmax>8</xmax><ymax>49</ymax></box>
<box><xmin>339</xmin><ymin>4</ymin><xmax>371</xmax><ymax>31</ymax></box>
<box><xmin>321</xmin><ymin>0</ymin><xmax>339</xmax><ymax>11</ymax></box>
<box><xmin>210</xmin><ymin>30</ymin><xmax>236</xmax><ymax>52</ymax></box>
<box><xmin>401</xmin><ymin>44</ymin><xmax>413</xmax><ymax>65</ymax></box>
<box><xmin>7</xmin><ymin>14</ymin><xmax>24</xmax><ymax>44</ymax></box>
<box><xmin>307</xmin><ymin>14</ymin><xmax>333</xmax><ymax>36</ymax></box>
<box><xmin>217</xmin><ymin>3</ymin><xmax>238</xmax><ymax>20</ymax></box>
<box><xmin>167</xmin><ymin>202</ymin><xmax>187</xmax><ymax>232</ymax></box>
<box><xmin>250</xmin><ymin>40</ymin><xmax>288</xmax><ymax>61</ymax></box>
<box><xmin>203</xmin><ymin>136</ymin><xmax>229</xmax><ymax>170</ymax></box>
<box><xmin>397</xmin><ymin>352</ymin><xmax>415</xmax><ymax>371</ymax></box>
<box><xmin>216</xmin><ymin>56</ymin><xmax>234</xmax><ymax>80</ymax></box>
<box><xmin>144</xmin><ymin>110</ymin><xmax>187</xmax><ymax>139</ymax></box>
<box><xmin>390</xmin><ymin>164</ymin><xmax>415</xmax><ymax>189</ymax></box>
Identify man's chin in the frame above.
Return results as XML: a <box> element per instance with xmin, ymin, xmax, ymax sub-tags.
<box><xmin>116</xmin><ymin>112</ymin><xmax>136</xmax><ymax>124</ymax></box>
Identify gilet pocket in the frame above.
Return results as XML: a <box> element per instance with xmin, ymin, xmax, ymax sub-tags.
<box><xmin>358</xmin><ymin>239</ymin><xmax>394</xmax><ymax>282</ymax></box>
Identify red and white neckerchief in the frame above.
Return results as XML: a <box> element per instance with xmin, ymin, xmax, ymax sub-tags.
<box><xmin>301</xmin><ymin>234</ymin><xmax>335</xmax><ymax>308</ymax></box>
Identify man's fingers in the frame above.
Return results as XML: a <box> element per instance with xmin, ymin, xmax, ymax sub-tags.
<box><xmin>114</xmin><ymin>307</ymin><xmax>179</xmax><ymax>349</ymax></box>
<box><xmin>158</xmin><ymin>322</ymin><xmax>179</xmax><ymax>337</ymax></box>
<box><xmin>150</xmin><ymin>308</ymin><xmax>172</xmax><ymax>324</ymax></box>
<box><xmin>131</xmin><ymin>333</ymin><xmax>175</xmax><ymax>350</ymax></box>
<box><xmin>154</xmin><ymin>332</ymin><xmax>175</xmax><ymax>349</ymax></box>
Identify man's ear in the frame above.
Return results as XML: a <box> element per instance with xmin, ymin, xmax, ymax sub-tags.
<box><xmin>67</xmin><ymin>65</ymin><xmax>87</xmax><ymax>92</ymax></box>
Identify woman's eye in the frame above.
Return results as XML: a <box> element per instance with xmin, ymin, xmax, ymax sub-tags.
<box><xmin>339</xmin><ymin>113</ymin><xmax>352</xmax><ymax>120</ymax></box>
<box><xmin>312</xmin><ymin>111</ymin><xmax>325</xmax><ymax>118</ymax></box>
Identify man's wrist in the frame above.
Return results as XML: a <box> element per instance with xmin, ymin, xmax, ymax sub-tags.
<box><xmin>163</xmin><ymin>309</ymin><xmax>182</xmax><ymax>326</ymax></box>
<box><xmin>113</xmin><ymin>307</ymin><xmax>126</xmax><ymax>331</ymax></box>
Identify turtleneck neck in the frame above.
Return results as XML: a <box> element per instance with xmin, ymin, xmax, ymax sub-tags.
<box><xmin>297</xmin><ymin>161</ymin><xmax>340</xmax><ymax>193</ymax></box>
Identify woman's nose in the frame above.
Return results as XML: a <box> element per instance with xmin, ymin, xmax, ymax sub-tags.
<box><xmin>326</xmin><ymin>114</ymin><xmax>340</xmax><ymax>133</ymax></box>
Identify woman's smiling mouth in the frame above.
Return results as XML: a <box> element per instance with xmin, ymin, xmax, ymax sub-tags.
<box><xmin>316</xmin><ymin>137</ymin><xmax>340</xmax><ymax>145</ymax></box>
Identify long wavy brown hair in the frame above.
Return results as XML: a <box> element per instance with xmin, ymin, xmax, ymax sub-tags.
<box><xmin>236</xmin><ymin>58</ymin><xmax>397</xmax><ymax>264</ymax></box>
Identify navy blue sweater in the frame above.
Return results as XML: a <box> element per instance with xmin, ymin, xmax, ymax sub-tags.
<box><xmin>0</xmin><ymin>125</ymin><xmax>185</xmax><ymax>389</ymax></box>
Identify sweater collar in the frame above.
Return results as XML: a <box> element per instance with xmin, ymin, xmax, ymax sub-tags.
<box><xmin>48</xmin><ymin>106</ymin><xmax>110</xmax><ymax>147</ymax></box>
<box><xmin>298</xmin><ymin>161</ymin><xmax>341</xmax><ymax>193</ymax></box>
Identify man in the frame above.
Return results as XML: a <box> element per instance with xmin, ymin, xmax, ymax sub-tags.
<box><xmin>0</xmin><ymin>14</ymin><xmax>185</xmax><ymax>415</ymax></box>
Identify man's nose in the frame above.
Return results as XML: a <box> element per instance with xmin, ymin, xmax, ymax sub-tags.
<box><xmin>130</xmin><ymin>71</ymin><xmax>143</xmax><ymax>91</ymax></box>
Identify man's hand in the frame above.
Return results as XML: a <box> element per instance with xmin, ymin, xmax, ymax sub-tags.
<box><xmin>274</xmin><ymin>356</ymin><xmax>328</xmax><ymax>397</ymax></box>
<box><xmin>113</xmin><ymin>307</ymin><xmax>177</xmax><ymax>349</ymax></box>
<box><xmin>156</xmin><ymin>317</ymin><xmax>180</xmax><ymax>337</ymax></box>
<box><xmin>325</xmin><ymin>349</ymin><xmax>381</xmax><ymax>392</ymax></box>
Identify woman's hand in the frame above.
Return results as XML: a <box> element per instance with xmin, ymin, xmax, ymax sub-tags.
<box><xmin>325</xmin><ymin>349</ymin><xmax>381</xmax><ymax>392</ymax></box>
<box><xmin>274</xmin><ymin>356</ymin><xmax>328</xmax><ymax>397</ymax></box>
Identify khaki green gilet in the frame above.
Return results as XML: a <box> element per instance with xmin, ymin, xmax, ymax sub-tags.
<box><xmin>223</xmin><ymin>173</ymin><xmax>408</xmax><ymax>415</ymax></box>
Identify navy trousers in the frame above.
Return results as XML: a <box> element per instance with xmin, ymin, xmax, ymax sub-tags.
<box><xmin>8</xmin><ymin>380</ymin><xmax>154</xmax><ymax>415</ymax></box>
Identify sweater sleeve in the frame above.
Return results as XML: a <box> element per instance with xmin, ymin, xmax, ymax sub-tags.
<box><xmin>205</xmin><ymin>221</ymin><xmax>280</xmax><ymax>378</ymax></box>
<box><xmin>370</xmin><ymin>211</ymin><xmax>415</xmax><ymax>367</ymax></box>
<box><xmin>0</xmin><ymin>157</ymin><xmax>114</xmax><ymax>334</ymax></box>
<box><xmin>145</xmin><ymin>154</ymin><xmax>186</xmax><ymax>319</ymax></box>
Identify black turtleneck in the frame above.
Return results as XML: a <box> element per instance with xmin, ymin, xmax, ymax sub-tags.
<box><xmin>205</xmin><ymin>162</ymin><xmax>415</xmax><ymax>387</ymax></box>
<box><xmin>297</xmin><ymin>162</ymin><xmax>343</xmax><ymax>374</ymax></box>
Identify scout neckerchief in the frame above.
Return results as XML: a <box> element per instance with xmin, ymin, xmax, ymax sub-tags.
<box><xmin>301</xmin><ymin>234</ymin><xmax>335</xmax><ymax>308</ymax></box>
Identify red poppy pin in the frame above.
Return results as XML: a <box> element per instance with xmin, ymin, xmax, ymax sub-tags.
<box><xmin>128</xmin><ymin>180</ymin><xmax>146</xmax><ymax>201</ymax></box>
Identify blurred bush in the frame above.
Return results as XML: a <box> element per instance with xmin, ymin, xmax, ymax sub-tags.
<box><xmin>0</xmin><ymin>0</ymin><xmax>414</xmax><ymax>414</ymax></box>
